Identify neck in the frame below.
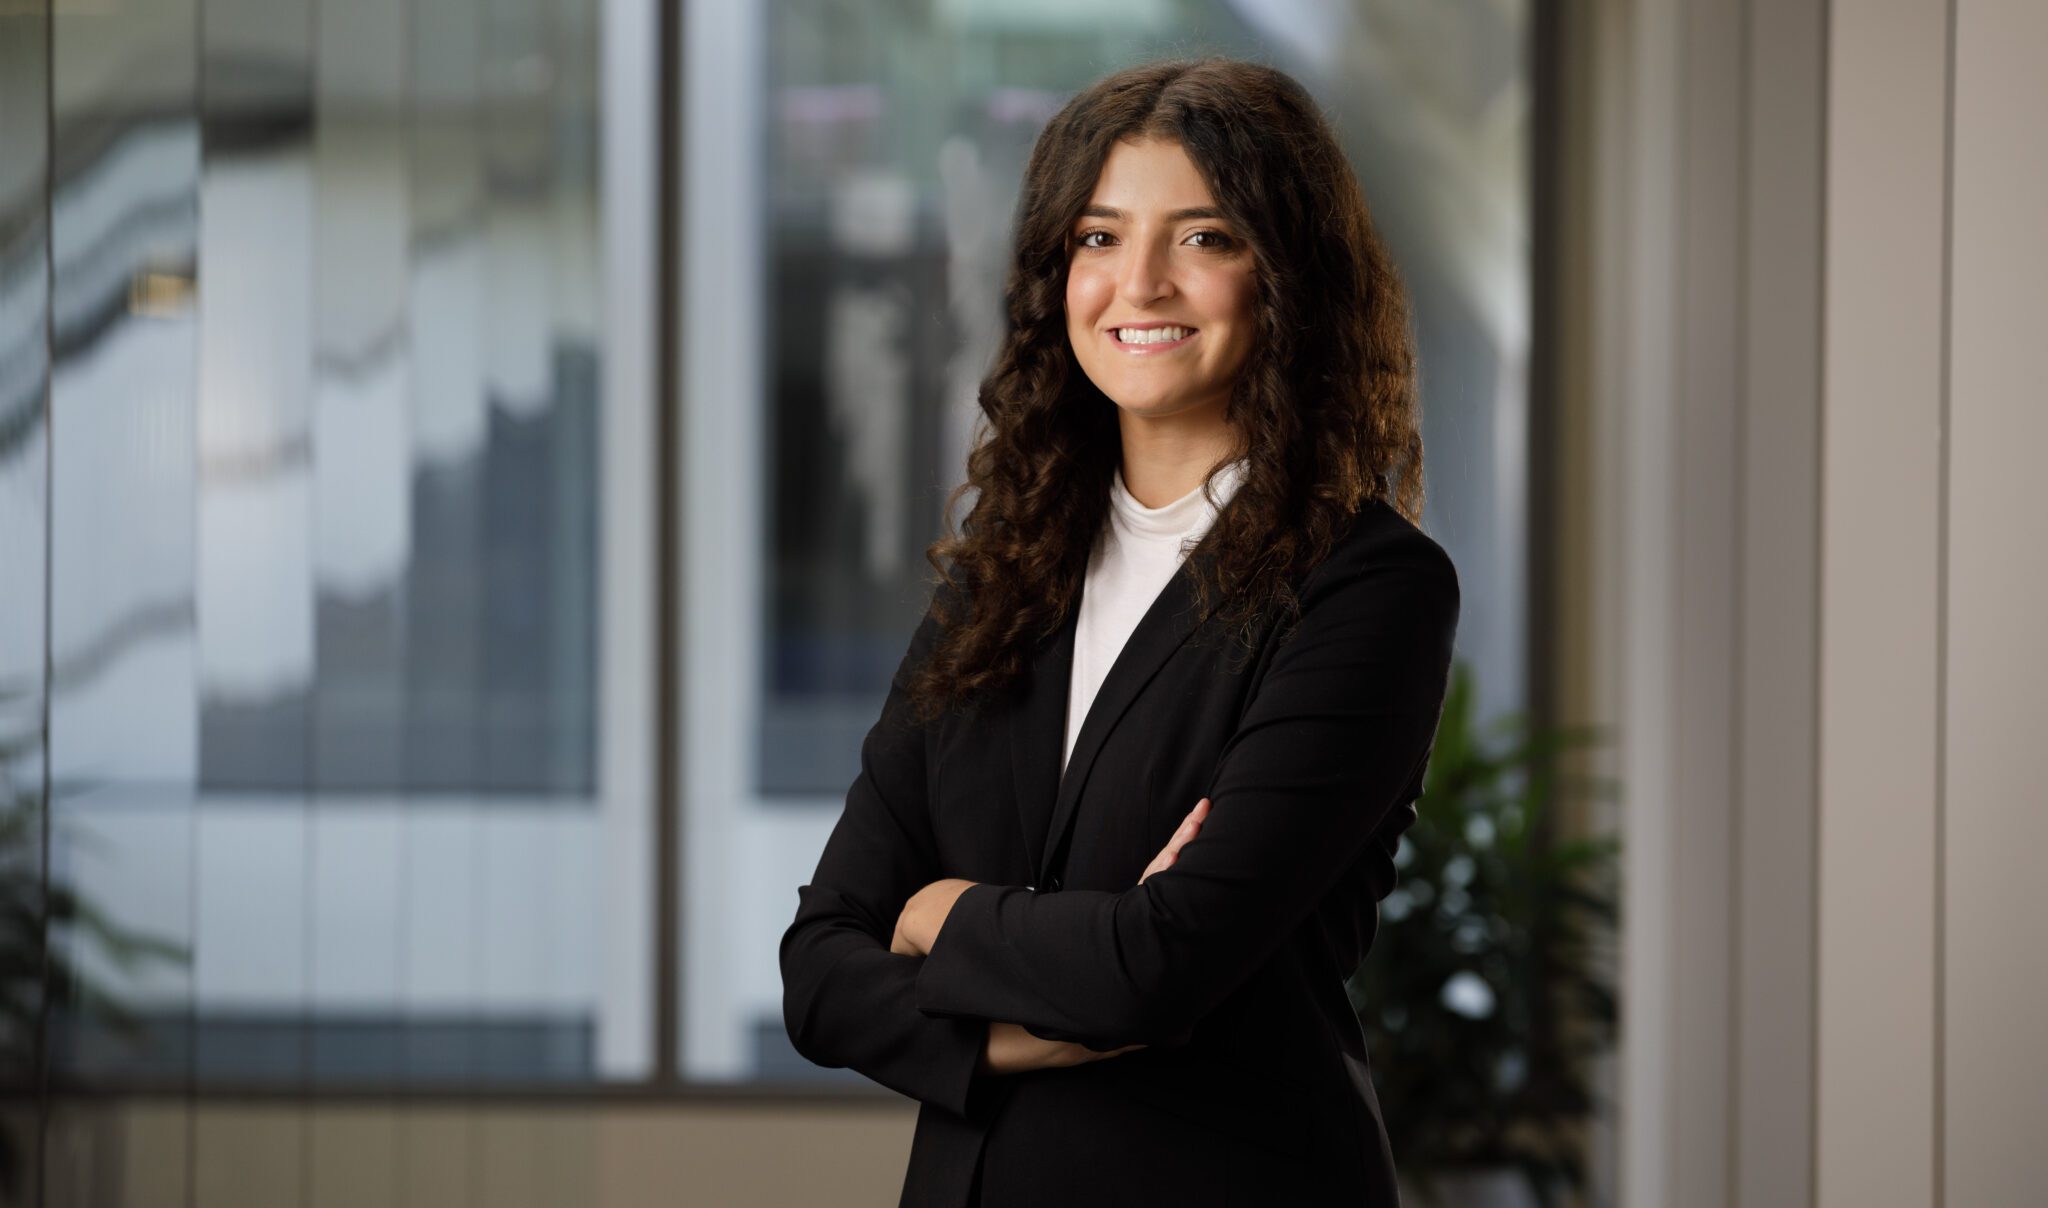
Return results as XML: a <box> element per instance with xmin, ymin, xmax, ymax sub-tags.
<box><xmin>1115</xmin><ymin>402</ymin><xmax>1242</xmax><ymax>508</ymax></box>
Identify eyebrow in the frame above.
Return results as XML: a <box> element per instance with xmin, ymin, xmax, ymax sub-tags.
<box><xmin>1078</xmin><ymin>205</ymin><xmax>1227</xmax><ymax>222</ymax></box>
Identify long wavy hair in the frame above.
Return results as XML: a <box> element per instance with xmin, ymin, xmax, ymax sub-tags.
<box><xmin>905</xmin><ymin>56</ymin><xmax>1425</xmax><ymax>725</ymax></box>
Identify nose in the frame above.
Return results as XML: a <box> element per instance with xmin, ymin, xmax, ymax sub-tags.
<box><xmin>1116</xmin><ymin>237</ymin><xmax>1173</xmax><ymax>307</ymax></box>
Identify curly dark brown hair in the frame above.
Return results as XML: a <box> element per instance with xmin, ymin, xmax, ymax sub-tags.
<box><xmin>905</xmin><ymin>55</ymin><xmax>1425</xmax><ymax>725</ymax></box>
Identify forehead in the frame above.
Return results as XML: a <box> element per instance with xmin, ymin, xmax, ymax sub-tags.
<box><xmin>1084</xmin><ymin>137</ymin><xmax>1218</xmax><ymax>211</ymax></box>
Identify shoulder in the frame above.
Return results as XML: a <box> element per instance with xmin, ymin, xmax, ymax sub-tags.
<box><xmin>1252</xmin><ymin>497</ymin><xmax>1461</xmax><ymax>698</ymax></box>
<box><xmin>1303</xmin><ymin>497</ymin><xmax>1460</xmax><ymax>609</ymax></box>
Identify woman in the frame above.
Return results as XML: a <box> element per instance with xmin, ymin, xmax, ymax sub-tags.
<box><xmin>780</xmin><ymin>56</ymin><xmax>1460</xmax><ymax>1207</ymax></box>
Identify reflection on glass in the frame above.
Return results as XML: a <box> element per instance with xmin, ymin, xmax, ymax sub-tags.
<box><xmin>194</xmin><ymin>0</ymin><xmax>315</xmax><ymax>1093</ymax></box>
<box><xmin>693</xmin><ymin>0</ymin><xmax>1530</xmax><ymax>1082</ymax></box>
<box><xmin>46</xmin><ymin>0</ymin><xmax>204</xmax><ymax>1117</ymax></box>
<box><xmin>14</xmin><ymin>0</ymin><xmax>651</xmax><ymax>1113</ymax></box>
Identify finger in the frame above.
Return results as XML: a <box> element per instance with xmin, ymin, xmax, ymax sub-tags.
<box><xmin>1167</xmin><ymin>800</ymin><xmax>1210</xmax><ymax>850</ymax></box>
<box><xmin>1142</xmin><ymin>800</ymin><xmax>1214</xmax><ymax>885</ymax></box>
<box><xmin>1142</xmin><ymin>850</ymin><xmax>1180</xmax><ymax>885</ymax></box>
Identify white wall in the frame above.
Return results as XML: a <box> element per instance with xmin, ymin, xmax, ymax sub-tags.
<box><xmin>1578</xmin><ymin>0</ymin><xmax>2048</xmax><ymax>1204</ymax></box>
<box><xmin>1820</xmin><ymin>2</ymin><xmax>2048</xmax><ymax>1206</ymax></box>
<box><xmin>1567</xmin><ymin>0</ymin><xmax>1827</xmax><ymax>1203</ymax></box>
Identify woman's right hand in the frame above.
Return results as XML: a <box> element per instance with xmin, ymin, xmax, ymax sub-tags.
<box><xmin>1139</xmin><ymin>798</ymin><xmax>1211</xmax><ymax>885</ymax></box>
<box><xmin>979</xmin><ymin>1021</ymin><xmax>1145</xmax><ymax>1075</ymax></box>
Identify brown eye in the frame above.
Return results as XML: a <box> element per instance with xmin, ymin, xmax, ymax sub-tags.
<box><xmin>1187</xmin><ymin>229</ymin><xmax>1235</xmax><ymax>250</ymax></box>
<box><xmin>1075</xmin><ymin>229</ymin><xmax>1114</xmax><ymax>249</ymax></box>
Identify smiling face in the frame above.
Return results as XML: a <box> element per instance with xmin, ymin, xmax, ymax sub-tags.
<box><xmin>1064</xmin><ymin>136</ymin><xmax>1259</xmax><ymax>427</ymax></box>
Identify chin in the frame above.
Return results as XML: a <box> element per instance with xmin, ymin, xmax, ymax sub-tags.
<box><xmin>1110</xmin><ymin>390</ymin><xmax>1208</xmax><ymax>418</ymax></box>
<box><xmin>1107</xmin><ymin>393</ymin><xmax>1172</xmax><ymax>417</ymax></box>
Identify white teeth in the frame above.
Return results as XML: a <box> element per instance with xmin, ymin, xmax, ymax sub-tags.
<box><xmin>1116</xmin><ymin>326</ymin><xmax>1191</xmax><ymax>344</ymax></box>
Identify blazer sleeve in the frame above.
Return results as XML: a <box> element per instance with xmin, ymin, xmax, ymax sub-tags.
<box><xmin>778</xmin><ymin>589</ymin><xmax>994</xmax><ymax>1121</ymax></box>
<box><xmin>912</xmin><ymin>528</ymin><xmax>1460</xmax><ymax>1049</ymax></box>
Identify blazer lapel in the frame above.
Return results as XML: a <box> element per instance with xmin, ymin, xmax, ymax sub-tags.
<box><xmin>1006</xmin><ymin>601</ymin><xmax>1075</xmax><ymax>882</ymax></box>
<box><xmin>1006</xmin><ymin>543</ymin><xmax>1232</xmax><ymax>890</ymax></box>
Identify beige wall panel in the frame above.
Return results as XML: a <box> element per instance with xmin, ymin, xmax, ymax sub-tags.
<box><xmin>113</xmin><ymin>1099</ymin><xmax>919</xmax><ymax>1207</ymax></box>
<box><xmin>45</xmin><ymin>1101</ymin><xmax>185</xmax><ymax>1208</ymax></box>
<box><xmin>1671</xmin><ymin>3</ymin><xmax>1745</xmax><ymax>1206</ymax></box>
<box><xmin>194</xmin><ymin>1105</ymin><xmax>302</xmax><ymax>1207</ymax></box>
<box><xmin>110</xmin><ymin>1101</ymin><xmax>189</xmax><ymax>1208</ymax></box>
<box><xmin>474</xmin><ymin>1109</ymin><xmax>559</xmax><ymax>1208</ymax></box>
<box><xmin>596</xmin><ymin>1102</ymin><xmax>913</xmax><ymax>1207</ymax></box>
<box><xmin>1735</xmin><ymin>0</ymin><xmax>1826</xmax><ymax>1203</ymax></box>
<box><xmin>397</xmin><ymin>1106</ymin><xmax>478</xmax><ymax>1208</ymax></box>
<box><xmin>1817</xmin><ymin>1</ymin><xmax>1950</xmax><ymax>1206</ymax></box>
<box><xmin>1942</xmin><ymin>2</ymin><xmax>2048</xmax><ymax>1204</ymax></box>
<box><xmin>307</xmin><ymin>1106</ymin><xmax>400</xmax><ymax>1208</ymax></box>
<box><xmin>1615</xmin><ymin>0</ymin><xmax>1685</xmax><ymax>1195</ymax></box>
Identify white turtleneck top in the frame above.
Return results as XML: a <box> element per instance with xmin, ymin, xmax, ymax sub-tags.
<box><xmin>1062</xmin><ymin>456</ymin><xmax>1251</xmax><ymax>773</ymax></box>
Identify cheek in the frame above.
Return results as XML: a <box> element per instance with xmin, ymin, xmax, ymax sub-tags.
<box><xmin>1066</xmin><ymin>265</ymin><xmax>1111</xmax><ymax>318</ymax></box>
<box><xmin>1202</xmin><ymin>275</ymin><xmax>1259</xmax><ymax>362</ymax></box>
<box><xmin>1066</xmin><ymin>272</ymin><xmax>1114</xmax><ymax>357</ymax></box>
<box><xmin>1214</xmin><ymin>273</ymin><xmax>1258</xmax><ymax>329</ymax></box>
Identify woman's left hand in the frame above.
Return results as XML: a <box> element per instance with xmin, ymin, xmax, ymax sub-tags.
<box><xmin>890</xmin><ymin>878</ymin><xmax>979</xmax><ymax>957</ymax></box>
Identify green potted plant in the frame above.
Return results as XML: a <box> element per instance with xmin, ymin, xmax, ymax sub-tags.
<box><xmin>0</xmin><ymin>696</ymin><xmax>192</xmax><ymax>1201</ymax></box>
<box><xmin>1348</xmin><ymin>661</ymin><xmax>1621</xmax><ymax>1208</ymax></box>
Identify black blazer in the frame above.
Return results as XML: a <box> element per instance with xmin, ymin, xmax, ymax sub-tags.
<box><xmin>780</xmin><ymin>496</ymin><xmax>1461</xmax><ymax>1208</ymax></box>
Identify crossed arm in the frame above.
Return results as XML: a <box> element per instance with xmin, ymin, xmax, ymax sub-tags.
<box><xmin>886</xmin><ymin>799</ymin><xmax>1209</xmax><ymax>963</ymax></box>
<box><xmin>778</xmin><ymin>536</ymin><xmax>1458</xmax><ymax>1119</ymax></box>
<box><xmin>778</xmin><ymin>594</ymin><xmax>1113</xmax><ymax>1121</ymax></box>
<box><xmin>888</xmin><ymin>799</ymin><xmax>1214</xmax><ymax>1073</ymax></box>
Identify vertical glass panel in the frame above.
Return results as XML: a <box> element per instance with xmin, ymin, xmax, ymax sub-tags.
<box><xmin>173</xmin><ymin>0</ymin><xmax>650</xmax><ymax>1094</ymax></box>
<box><xmin>195</xmin><ymin>0</ymin><xmax>315</xmax><ymax>1106</ymax></box>
<box><xmin>0</xmin><ymin>4</ymin><xmax>51</xmax><ymax>1196</ymax></box>
<box><xmin>708</xmin><ymin>2</ymin><xmax>1531</xmax><ymax>1081</ymax></box>
<box><xmin>404</xmin><ymin>0</ymin><xmax>490</xmax><ymax>1087</ymax></box>
<box><xmin>0</xmin><ymin>0</ymin><xmax>655</xmax><ymax>1194</ymax></box>
<box><xmin>44</xmin><ymin>0</ymin><xmax>202</xmax><ymax>1196</ymax></box>
<box><xmin>588</xmin><ymin>0</ymin><xmax>657</xmax><ymax>1081</ymax></box>
<box><xmin>467</xmin><ymin>0</ymin><xmax>609</xmax><ymax>1083</ymax></box>
<box><xmin>309</xmin><ymin>0</ymin><xmax>411</xmax><ymax>1091</ymax></box>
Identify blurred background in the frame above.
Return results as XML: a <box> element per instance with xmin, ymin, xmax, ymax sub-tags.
<box><xmin>1</xmin><ymin>0</ymin><xmax>2041</xmax><ymax>1206</ymax></box>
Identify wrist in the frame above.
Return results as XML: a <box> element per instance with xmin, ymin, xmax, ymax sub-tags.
<box><xmin>907</xmin><ymin>877</ymin><xmax>978</xmax><ymax>955</ymax></box>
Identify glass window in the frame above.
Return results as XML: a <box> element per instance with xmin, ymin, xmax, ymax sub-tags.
<box><xmin>26</xmin><ymin>0</ymin><xmax>656</xmax><ymax>1098</ymax></box>
<box><xmin>6</xmin><ymin>0</ymin><xmax>1527</xmax><ymax>1105</ymax></box>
